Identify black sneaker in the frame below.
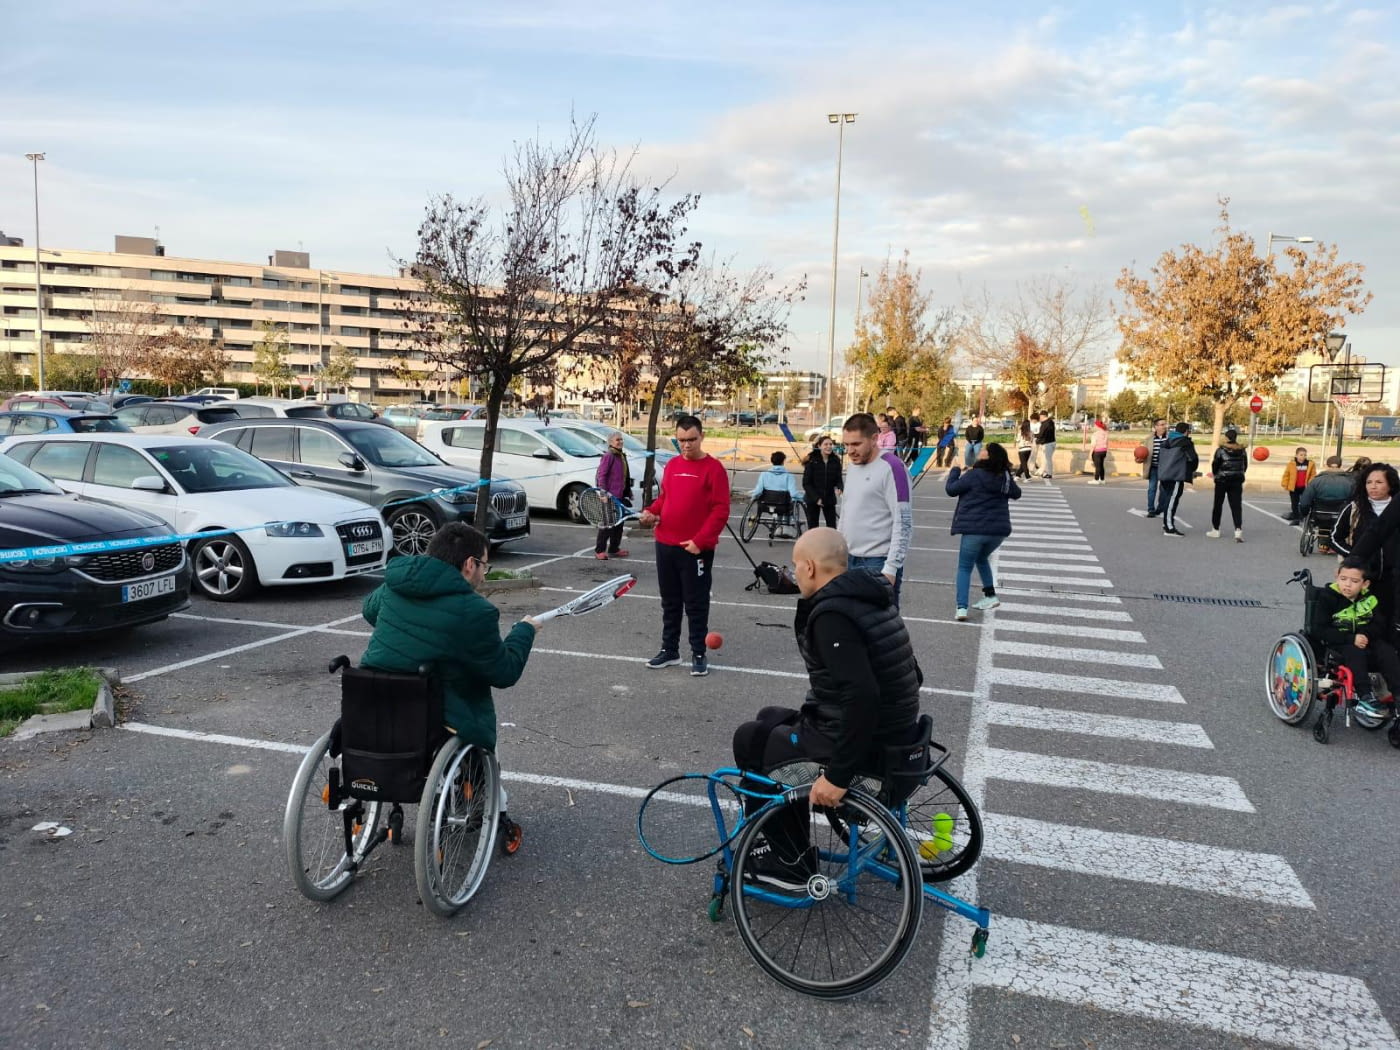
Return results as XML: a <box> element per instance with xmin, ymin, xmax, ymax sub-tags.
<box><xmin>646</xmin><ymin>650</ymin><xmax>680</xmax><ymax>669</ymax></box>
<box><xmin>742</xmin><ymin>842</ymin><xmax>818</xmax><ymax>893</ymax></box>
<box><xmin>1145</xmin><ymin>511</ymin><xmax>1160</xmax><ymax>518</ymax></box>
<box><xmin>690</xmin><ymin>653</ymin><xmax>709</xmax><ymax>677</ymax></box>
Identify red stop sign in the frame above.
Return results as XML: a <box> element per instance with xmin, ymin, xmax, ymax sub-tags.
<box><xmin>1249</xmin><ymin>395</ymin><xmax>1264</xmax><ymax>414</ymax></box>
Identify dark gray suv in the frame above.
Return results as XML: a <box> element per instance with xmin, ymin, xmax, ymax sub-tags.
<box><xmin>198</xmin><ymin>418</ymin><xmax>529</xmax><ymax>555</ymax></box>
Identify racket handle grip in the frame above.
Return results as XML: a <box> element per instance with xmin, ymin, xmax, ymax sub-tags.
<box><xmin>532</xmin><ymin>609</ymin><xmax>561</xmax><ymax>624</ymax></box>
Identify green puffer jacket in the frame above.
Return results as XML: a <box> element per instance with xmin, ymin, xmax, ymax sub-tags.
<box><xmin>360</xmin><ymin>555</ymin><xmax>535</xmax><ymax>750</ymax></box>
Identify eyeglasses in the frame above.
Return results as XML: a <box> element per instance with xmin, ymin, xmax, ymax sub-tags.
<box><xmin>472</xmin><ymin>556</ymin><xmax>490</xmax><ymax>572</ymax></box>
<box><xmin>676</xmin><ymin>436</ymin><xmax>701</xmax><ymax>444</ymax></box>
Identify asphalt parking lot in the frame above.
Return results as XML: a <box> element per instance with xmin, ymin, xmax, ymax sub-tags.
<box><xmin>3</xmin><ymin>466</ymin><xmax>1398</xmax><ymax>1050</ymax></box>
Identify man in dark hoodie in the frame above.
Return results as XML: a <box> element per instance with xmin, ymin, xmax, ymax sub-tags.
<box><xmin>1207</xmin><ymin>426</ymin><xmax>1249</xmax><ymax>542</ymax></box>
<box><xmin>360</xmin><ymin>522</ymin><xmax>541</xmax><ymax>846</ymax></box>
<box><xmin>731</xmin><ymin>527</ymin><xmax>922</xmax><ymax>889</ymax></box>
<box><xmin>1156</xmin><ymin>421</ymin><xmax>1199</xmax><ymax>537</ymax></box>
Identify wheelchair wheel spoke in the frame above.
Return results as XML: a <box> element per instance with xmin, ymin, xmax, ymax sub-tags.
<box><xmin>284</xmin><ymin>731</ymin><xmax>383</xmax><ymax>902</ymax></box>
<box><xmin>416</xmin><ymin>741</ymin><xmax>500</xmax><ymax>916</ymax></box>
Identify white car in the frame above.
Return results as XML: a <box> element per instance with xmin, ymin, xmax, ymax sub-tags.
<box><xmin>545</xmin><ymin>419</ymin><xmax>677</xmax><ymax>475</ymax></box>
<box><xmin>417</xmin><ymin>417</ymin><xmax>645</xmax><ymax>521</ymax></box>
<box><xmin>805</xmin><ymin>415</ymin><xmax>849</xmax><ymax>444</ymax></box>
<box><xmin>0</xmin><ymin>433</ymin><xmax>388</xmax><ymax>602</ymax></box>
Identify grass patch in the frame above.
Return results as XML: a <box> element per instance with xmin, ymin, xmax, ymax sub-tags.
<box><xmin>485</xmin><ymin>568</ymin><xmax>532</xmax><ymax>581</ymax></box>
<box><xmin>0</xmin><ymin>668</ymin><xmax>102</xmax><ymax>738</ymax></box>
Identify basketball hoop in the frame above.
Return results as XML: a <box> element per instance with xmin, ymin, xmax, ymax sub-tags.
<box><xmin>1332</xmin><ymin>395</ymin><xmax>1367</xmax><ymax>421</ymax></box>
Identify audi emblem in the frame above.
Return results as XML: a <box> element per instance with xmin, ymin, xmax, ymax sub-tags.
<box><xmin>351</xmin><ymin>525</ymin><xmax>375</xmax><ymax>538</ymax></box>
<box><xmin>141</xmin><ymin>553</ymin><xmax>156</xmax><ymax>572</ymax></box>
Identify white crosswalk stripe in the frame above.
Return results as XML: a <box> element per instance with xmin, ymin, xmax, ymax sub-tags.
<box><xmin>991</xmin><ymin>638</ymin><xmax>1162</xmax><ymax>668</ymax></box>
<box><xmin>984</xmin><ymin>700</ymin><xmax>1212</xmax><ymax>747</ymax></box>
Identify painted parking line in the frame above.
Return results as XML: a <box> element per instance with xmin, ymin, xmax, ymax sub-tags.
<box><xmin>970</xmin><ymin>917</ymin><xmax>1396</xmax><ymax>1050</ymax></box>
<box><xmin>984</xmin><ymin>700</ymin><xmax>1212</xmax><ymax>748</ymax></box>
<box><xmin>988</xmin><ymin>666</ymin><xmax>1183</xmax><ymax>702</ymax></box>
<box><xmin>983</xmin><ymin>747</ymin><xmax>1254</xmax><ymax>811</ymax></box>
<box><xmin>991</xmin><ymin>638</ymin><xmax>1162</xmax><ymax>669</ymax></box>
<box><xmin>125</xmin><ymin>613</ymin><xmax>366</xmax><ymax>683</ymax></box>
<box><xmin>984</xmin><ymin>815</ymin><xmax>1312</xmax><ymax>907</ymax></box>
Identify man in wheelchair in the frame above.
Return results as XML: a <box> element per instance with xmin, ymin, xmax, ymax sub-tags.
<box><xmin>360</xmin><ymin>522</ymin><xmax>543</xmax><ymax>847</ymax></box>
<box><xmin>1313</xmin><ymin>557</ymin><xmax>1400</xmax><ymax>720</ymax></box>
<box><xmin>731</xmin><ymin>527</ymin><xmax>923</xmax><ymax>890</ymax></box>
<box><xmin>749</xmin><ymin>451</ymin><xmax>805</xmax><ymax>537</ymax></box>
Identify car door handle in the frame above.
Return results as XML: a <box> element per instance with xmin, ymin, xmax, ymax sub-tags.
<box><xmin>291</xmin><ymin>470</ymin><xmax>317</xmax><ymax>479</ymax></box>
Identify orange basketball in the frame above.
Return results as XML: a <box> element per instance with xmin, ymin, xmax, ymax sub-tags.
<box><xmin>1133</xmin><ymin>445</ymin><xmax>1150</xmax><ymax>463</ymax></box>
<box><xmin>1252</xmin><ymin>446</ymin><xmax>1270</xmax><ymax>461</ymax></box>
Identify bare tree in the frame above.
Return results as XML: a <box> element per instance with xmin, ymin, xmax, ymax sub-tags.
<box><xmin>400</xmin><ymin>115</ymin><xmax>698</xmax><ymax>525</ymax></box>
<box><xmin>613</xmin><ymin>259</ymin><xmax>803</xmax><ymax>500</ymax></box>
<box><xmin>140</xmin><ymin>323</ymin><xmax>229</xmax><ymax>394</ymax></box>
<box><xmin>956</xmin><ymin>275</ymin><xmax>1112</xmax><ymax>416</ymax></box>
<box><xmin>320</xmin><ymin>341</ymin><xmax>357</xmax><ymax>394</ymax></box>
<box><xmin>251</xmin><ymin>320</ymin><xmax>293</xmax><ymax>396</ymax></box>
<box><xmin>1118</xmin><ymin>199</ymin><xmax>1371</xmax><ymax>450</ymax></box>
<box><xmin>86</xmin><ymin>293</ymin><xmax>169</xmax><ymax>389</ymax></box>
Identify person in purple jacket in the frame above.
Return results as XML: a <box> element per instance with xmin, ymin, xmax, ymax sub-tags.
<box><xmin>945</xmin><ymin>442</ymin><xmax>1021</xmax><ymax>621</ymax></box>
<box><xmin>593</xmin><ymin>431</ymin><xmax>632</xmax><ymax>560</ymax></box>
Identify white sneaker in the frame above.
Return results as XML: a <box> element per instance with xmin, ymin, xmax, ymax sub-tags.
<box><xmin>1235</xmin><ymin>529</ymin><xmax>1243</xmax><ymax>543</ymax></box>
<box><xmin>973</xmin><ymin>596</ymin><xmax>1001</xmax><ymax>611</ymax></box>
<box><xmin>1206</xmin><ymin>529</ymin><xmax>1220</xmax><ymax>538</ymax></box>
<box><xmin>955</xmin><ymin>608</ymin><xmax>969</xmax><ymax>621</ymax></box>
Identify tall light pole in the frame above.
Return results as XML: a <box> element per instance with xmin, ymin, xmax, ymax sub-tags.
<box><xmin>849</xmin><ymin>267</ymin><xmax>869</xmax><ymax>414</ymax></box>
<box><xmin>24</xmin><ymin>152</ymin><xmax>45</xmax><ymax>390</ymax></box>
<box><xmin>1265</xmin><ymin>232</ymin><xmax>1314</xmax><ymax>255</ymax></box>
<box><xmin>825</xmin><ymin>112</ymin><xmax>855</xmax><ymax>423</ymax></box>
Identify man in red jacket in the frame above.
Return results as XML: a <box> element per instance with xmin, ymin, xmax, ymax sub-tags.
<box><xmin>639</xmin><ymin>414</ymin><xmax>731</xmax><ymax>676</ymax></box>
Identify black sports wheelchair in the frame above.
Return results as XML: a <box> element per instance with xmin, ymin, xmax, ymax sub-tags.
<box><xmin>283</xmin><ymin>656</ymin><xmax>521</xmax><ymax>915</ymax></box>
<box><xmin>1298</xmin><ymin>498</ymin><xmax>1348</xmax><ymax>557</ymax></box>
<box><xmin>1265</xmin><ymin>569</ymin><xmax>1400</xmax><ymax>747</ymax></box>
<box><xmin>739</xmin><ymin>490</ymin><xmax>807</xmax><ymax>546</ymax></box>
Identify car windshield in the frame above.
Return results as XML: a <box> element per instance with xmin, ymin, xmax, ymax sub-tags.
<box><xmin>421</xmin><ymin>406</ymin><xmax>476</xmax><ymax>421</ymax></box>
<box><xmin>344</xmin><ymin>426</ymin><xmax>442</xmax><ymax>468</ymax></box>
<box><xmin>70</xmin><ymin>416</ymin><xmax>129</xmax><ymax>433</ymax></box>
<box><xmin>149</xmin><ymin>444</ymin><xmax>294</xmax><ymax>492</ymax></box>
<box><xmin>0</xmin><ymin>455</ymin><xmax>63</xmax><ymax>496</ymax></box>
<box><xmin>560</xmin><ymin>425</ymin><xmax>646</xmax><ymax>455</ymax></box>
<box><xmin>541</xmin><ymin>426</ymin><xmax>601</xmax><ymax>458</ymax></box>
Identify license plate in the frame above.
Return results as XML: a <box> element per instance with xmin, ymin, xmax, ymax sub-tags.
<box><xmin>122</xmin><ymin>574</ymin><xmax>177</xmax><ymax>603</ymax></box>
<box><xmin>346</xmin><ymin>539</ymin><xmax>384</xmax><ymax>557</ymax></box>
<box><xmin>505</xmin><ymin>515</ymin><xmax>527</xmax><ymax>530</ymax></box>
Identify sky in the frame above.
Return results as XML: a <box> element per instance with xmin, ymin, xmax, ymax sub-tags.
<box><xmin>2</xmin><ymin>0</ymin><xmax>1397</xmax><ymax>378</ymax></box>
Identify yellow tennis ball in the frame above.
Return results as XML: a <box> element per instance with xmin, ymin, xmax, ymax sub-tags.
<box><xmin>918</xmin><ymin>812</ymin><xmax>955</xmax><ymax>858</ymax></box>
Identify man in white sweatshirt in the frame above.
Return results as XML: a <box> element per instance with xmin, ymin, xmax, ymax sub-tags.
<box><xmin>837</xmin><ymin>413</ymin><xmax>913</xmax><ymax>607</ymax></box>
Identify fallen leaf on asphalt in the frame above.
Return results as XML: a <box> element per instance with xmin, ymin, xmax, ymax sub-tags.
<box><xmin>627</xmin><ymin>1000</ymin><xmax>650</xmax><ymax>1008</ymax></box>
<box><xmin>1011</xmin><ymin>1037</ymin><xmax>1022</xmax><ymax>1046</ymax></box>
<box><xmin>476</xmin><ymin>1040</ymin><xmax>492</xmax><ymax>1049</ymax></box>
<box><xmin>742</xmin><ymin>1026</ymin><xmax>755</xmax><ymax>1039</ymax></box>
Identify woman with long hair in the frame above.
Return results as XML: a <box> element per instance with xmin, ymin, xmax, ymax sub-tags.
<box><xmin>802</xmin><ymin>435</ymin><xmax>843</xmax><ymax>528</ymax></box>
<box><xmin>1336</xmin><ymin>463</ymin><xmax>1400</xmax><ymax>624</ymax></box>
<box><xmin>1013</xmin><ymin>418</ymin><xmax>1034</xmax><ymax>478</ymax></box>
<box><xmin>1089</xmin><ymin>419</ymin><xmax>1110</xmax><ymax>483</ymax></box>
<box><xmin>945</xmin><ymin>441</ymin><xmax>1021</xmax><ymax>622</ymax></box>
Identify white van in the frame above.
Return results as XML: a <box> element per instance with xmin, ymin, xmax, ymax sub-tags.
<box><xmin>192</xmin><ymin>387</ymin><xmax>241</xmax><ymax>400</ymax></box>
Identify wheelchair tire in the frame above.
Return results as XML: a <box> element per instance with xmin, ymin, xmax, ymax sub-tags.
<box><xmin>740</xmin><ymin>499</ymin><xmax>761</xmax><ymax>543</ymax></box>
<box><xmin>284</xmin><ymin>730</ymin><xmax>384</xmax><ymax>902</ymax></box>
<box><xmin>1299</xmin><ymin>522</ymin><xmax>1316</xmax><ymax>557</ymax></box>
<box><xmin>414</xmin><ymin>738</ymin><xmax>501</xmax><ymax>917</ymax></box>
<box><xmin>1265</xmin><ymin>632</ymin><xmax>1317</xmax><ymax>725</ymax></box>
<box><xmin>731</xmin><ymin>787</ymin><xmax>923</xmax><ymax>999</ymax></box>
<box><xmin>900</xmin><ymin>766</ymin><xmax>984</xmax><ymax>883</ymax></box>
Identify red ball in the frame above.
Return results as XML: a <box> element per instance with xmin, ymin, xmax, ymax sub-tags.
<box><xmin>1252</xmin><ymin>446</ymin><xmax>1270</xmax><ymax>461</ymax></box>
<box><xmin>1133</xmin><ymin>444</ymin><xmax>1150</xmax><ymax>463</ymax></box>
<box><xmin>705</xmin><ymin>632</ymin><xmax>723</xmax><ymax>651</ymax></box>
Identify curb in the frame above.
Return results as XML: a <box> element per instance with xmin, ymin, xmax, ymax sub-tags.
<box><xmin>478</xmin><ymin>576</ymin><xmax>542</xmax><ymax>597</ymax></box>
<box><xmin>5</xmin><ymin>666</ymin><xmax>121</xmax><ymax>739</ymax></box>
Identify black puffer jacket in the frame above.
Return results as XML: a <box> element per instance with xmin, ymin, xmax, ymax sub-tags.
<box><xmin>1211</xmin><ymin>442</ymin><xmax>1249</xmax><ymax>482</ymax></box>
<box><xmin>794</xmin><ymin>569</ymin><xmax>921</xmax><ymax>754</ymax></box>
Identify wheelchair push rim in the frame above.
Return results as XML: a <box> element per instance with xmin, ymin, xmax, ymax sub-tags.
<box><xmin>414</xmin><ymin>739</ymin><xmax>501</xmax><ymax>917</ymax></box>
<box><xmin>730</xmin><ymin>787</ymin><xmax>924</xmax><ymax>999</ymax></box>
<box><xmin>898</xmin><ymin>766</ymin><xmax>984</xmax><ymax>883</ymax></box>
<box><xmin>1265</xmin><ymin>632</ymin><xmax>1317</xmax><ymax>725</ymax></box>
<box><xmin>284</xmin><ymin>729</ymin><xmax>384</xmax><ymax>902</ymax></box>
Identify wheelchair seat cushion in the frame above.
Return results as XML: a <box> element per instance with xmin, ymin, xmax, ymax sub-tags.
<box><xmin>339</xmin><ymin>666</ymin><xmax>448</xmax><ymax>803</ymax></box>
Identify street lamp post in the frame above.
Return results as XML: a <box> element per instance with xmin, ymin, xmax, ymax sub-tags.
<box><xmin>848</xmin><ymin>267</ymin><xmax>869</xmax><ymax>414</ymax></box>
<box><xmin>24</xmin><ymin>152</ymin><xmax>45</xmax><ymax>390</ymax></box>
<box><xmin>825</xmin><ymin>112</ymin><xmax>856</xmax><ymax>423</ymax></box>
<box><xmin>1265</xmin><ymin>232</ymin><xmax>1314</xmax><ymax>255</ymax></box>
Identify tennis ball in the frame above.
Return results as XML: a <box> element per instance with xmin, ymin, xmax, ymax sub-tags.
<box><xmin>918</xmin><ymin>812</ymin><xmax>955</xmax><ymax>859</ymax></box>
<box><xmin>705</xmin><ymin>631</ymin><xmax>723</xmax><ymax>650</ymax></box>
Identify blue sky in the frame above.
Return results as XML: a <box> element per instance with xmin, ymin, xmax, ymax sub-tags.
<box><xmin>3</xmin><ymin>1</ymin><xmax>1397</xmax><ymax>376</ymax></box>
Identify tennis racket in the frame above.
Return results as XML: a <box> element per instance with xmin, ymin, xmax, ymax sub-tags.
<box><xmin>637</xmin><ymin>773</ymin><xmax>746</xmax><ymax>864</ymax></box>
<box><xmin>578</xmin><ymin>487</ymin><xmax>640</xmax><ymax>529</ymax></box>
<box><xmin>533</xmin><ymin>573</ymin><xmax>637</xmax><ymax>623</ymax></box>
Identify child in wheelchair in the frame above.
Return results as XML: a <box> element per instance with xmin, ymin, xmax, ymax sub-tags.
<box><xmin>750</xmin><ymin>452</ymin><xmax>804</xmax><ymax>539</ymax></box>
<box><xmin>1311</xmin><ymin>557</ymin><xmax>1400</xmax><ymax>720</ymax></box>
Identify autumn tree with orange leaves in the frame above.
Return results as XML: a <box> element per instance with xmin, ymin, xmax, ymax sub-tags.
<box><xmin>1117</xmin><ymin>199</ymin><xmax>1371</xmax><ymax>451</ymax></box>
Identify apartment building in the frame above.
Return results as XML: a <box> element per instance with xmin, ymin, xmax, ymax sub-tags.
<box><xmin>0</xmin><ymin>235</ymin><xmax>463</xmax><ymax>400</ymax></box>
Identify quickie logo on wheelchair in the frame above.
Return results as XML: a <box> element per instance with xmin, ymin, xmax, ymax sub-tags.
<box><xmin>1271</xmin><ymin>642</ymin><xmax>1309</xmax><ymax>718</ymax></box>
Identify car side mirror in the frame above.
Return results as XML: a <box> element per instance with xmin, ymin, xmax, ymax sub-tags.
<box><xmin>131</xmin><ymin>475</ymin><xmax>169</xmax><ymax>493</ymax></box>
<box><xmin>338</xmin><ymin>452</ymin><xmax>367</xmax><ymax>472</ymax></box>
<box><xmin>531</xmin><ymin>449</ymin><xmax>555</xmax><ymax>460</ymax></box>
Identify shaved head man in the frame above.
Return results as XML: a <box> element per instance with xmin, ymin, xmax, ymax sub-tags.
<box><xmin>730</xmin><ymin>528</ymin><xmax>924</xmax><ymax>890</ymax></box>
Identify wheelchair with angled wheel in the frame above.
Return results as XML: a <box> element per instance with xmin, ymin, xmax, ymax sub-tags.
<box><xmin>739</xmin><ymin>491</ymin><xmax>806</xmax><ymax>546</ymax></box>
<box><xmin>638</xmin><ymin>714</ymin><xmax>988</xmax><ymax>998</ymax></box>
<box><xmin>283</xmin><ymin>656</ymin><xmax>521</xmax><ymax>915</ymax></box>
<box><xmin>1265</xmin><ymin>570</ymin><xmax>1400</xmax><ymax>748</ymax></box>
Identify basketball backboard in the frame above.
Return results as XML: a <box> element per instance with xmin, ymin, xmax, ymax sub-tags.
<box><xmin>1306</xmin><ymin>362</ymin><xmax>1386</xmax><ymax>404</ymax></box>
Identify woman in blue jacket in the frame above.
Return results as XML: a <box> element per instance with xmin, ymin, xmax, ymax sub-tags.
<box><xmin>946</xmin><ymin>442</ymin><xmax>1022</xmax><ymax>621</ymax></box>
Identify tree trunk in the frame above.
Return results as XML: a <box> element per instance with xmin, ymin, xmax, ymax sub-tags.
<box><xmin>475</xmin><ymin>377</ymin><xmax>508</xmax><ymax>529</ymax></box>
<box><xmin>642</xmin><ymin>372</ymin><xmax>672</xmax><ymax>504</ymax></box>
<box><xmin>1210</xmin><ymin>401</ymin><xmax>1227</xmax><ymax>462</ymax></box>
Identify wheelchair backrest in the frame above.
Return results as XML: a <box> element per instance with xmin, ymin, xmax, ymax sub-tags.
<box><xmin>339</xmin><ymin>666</ymin><xmax>448</xmax><ymax>803</ymax></box>
<box><xmin>877</xmin><ymin>714</ymin><xmax>938</xmax><ymax>807</ymax></box>
<box><xmin>757</xmin><ymin>490</ymin><xmax>793</xmax><ymax>511</ymax></box>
